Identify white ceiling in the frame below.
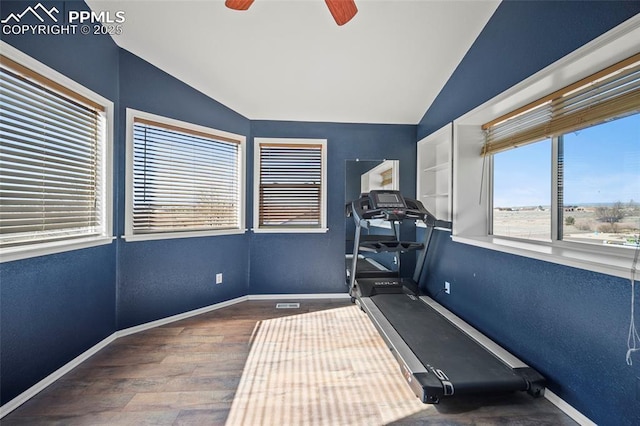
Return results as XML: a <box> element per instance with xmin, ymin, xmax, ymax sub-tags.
<box><xmin>86</xmin><ymin>0</ymin><xmax>500</xmax><ymax>124</ymax></box>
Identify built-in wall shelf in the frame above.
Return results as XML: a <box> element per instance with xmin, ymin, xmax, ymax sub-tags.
<box><xmin>417</xmin><ymin>123</ymin><xmax>452</xmax><ymax>222</ymax></box>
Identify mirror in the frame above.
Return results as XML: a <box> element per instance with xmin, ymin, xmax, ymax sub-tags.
<box><xmin>345</xmin><ymin>159</ymin><xmax>399</xmax><ymax>284</ymax></box>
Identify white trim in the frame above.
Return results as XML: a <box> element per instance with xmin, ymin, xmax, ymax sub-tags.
<box><xmin>253</xmin><ymin>138</ymin><xmax>328</xmax><ymax>232</ymax></box>
<box><xmin>251</xmin><ymin>227</ymin><xmax>328</xmax><ymax>234</ymax></box>
<box><xmin>451</xmin><ymin>16</ymin><xmax>640</xmax><ymax>279</ymax></box>
<box><xmin>0</xmin><ymin>293</ymin><xmax>352</xmax><ymax>418</ymax></box>
<box><xmin>452</xmin><ymin>235</ymin><xmax>639</xmax><ymax>281</ymax></box>
<box><xmin>455</xmin><ymin>15</ymin><xmax>640</xmax><ymax>128</ymax></box>
<box><xmin>544</xmin><ymin>389</ymin><xmax>596</xmax><ymax>426</ymax></box>
<box><xmin>123</xmin><ymin>228</ymin><xmax>247</xmax><ymax>242</ymax></box>
<box><xmin>0</xmin><ymin>291</ymin><xmax>593</xmax><ymax>423</ymax></box>
<box><xmin>247</xmin><ymin>293</ymin><xmax>350</xmax><ymax>300</ymax></box>
<box><xmin>115</xmin><ymin>295</ymin><xmax>248</xmax><ymax>338</ymax></box>
<box><xmin>417</xmin><ymin>123</ymin><xmax>453</xmax><ymax>221</ymax></box>
<box><xmin>0</xmin><ymin>333</ymin><xmax>117</xmax><ymax>418</ymax></box>
<box><xmin>0</xmin><ymin>296</ymin><xmax>247</xmax><ymax>418</ymax></box>
<box><xmin>124</xmin><ymin>108</ymin><xmax>247</xmax><ymax>242</ymax></box>
<box><xmin>0</xmin><ymin>236</ymin><xmax>116</xmax><ymax>263</ymax></box>
<box><xmin>0</xmin><ymin>41</ymin><xmax>115</xmax><ymax>263</ymax></box>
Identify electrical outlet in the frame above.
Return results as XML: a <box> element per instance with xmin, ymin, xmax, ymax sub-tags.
<box><xmin>444</xmin><ymin>281</ymin><xmax>450</xmax><ymax>294</ymax></box>
<box><xmin>216</xmin><ymin>273</ymin><xmax>223</xmax><ymax>284</ymax></box>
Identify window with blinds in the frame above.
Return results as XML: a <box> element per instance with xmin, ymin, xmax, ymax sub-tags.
<box><xmin>0</xmin><ymin>55</ymin><xmax>107</xmax><ymax>250</ymax></box>
<box><xmin>255</xmin><ymin>139</ymin><xmax>326</xmax><ymax>230</ymax></box>
<box><xmin>128</xmin><ymin>115</ymin><xmax>243</xmax><ymax>237</ymax></box>
<box><xmin>482</xmin><ymin>53</ymin><xmax>640</xmax><ymax>155</ymax></box>
<box><xmin>485</xmin><ymin>53</ymin><xmax>640</xmax><ymax>248</ymax></box>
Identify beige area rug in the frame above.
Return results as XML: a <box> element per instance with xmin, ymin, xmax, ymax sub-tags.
<box><xmin>226</xmin><ymin>305</ymin><xmax>427</xmax><ymax>425</ymax></box>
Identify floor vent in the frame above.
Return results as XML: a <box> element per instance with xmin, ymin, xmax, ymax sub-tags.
<box><xmin>276</xmin><ymin>302</ymin><xmax>300</xmax><ymax>309</ymax></box>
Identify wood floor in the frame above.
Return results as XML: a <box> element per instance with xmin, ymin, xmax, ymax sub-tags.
<box><xmin>2</xmin><ymin>299</ymin><xmax>577</xmax><ymax>425</ymax></box>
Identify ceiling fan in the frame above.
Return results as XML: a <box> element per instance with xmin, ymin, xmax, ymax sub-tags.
<box><xmin>225</xmin><ymin>0</ymin><xmax>358</xmax><ymax>26</ymax></box>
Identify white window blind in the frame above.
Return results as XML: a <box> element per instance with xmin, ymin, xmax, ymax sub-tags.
<box><xmin>0</xmin><ymin>58</ymin><xmax>105</xmax><ymax>248</ymax></box>
<box><xmin>482</xmin><ymin>53</ymin><xmax>640</xmax><ymax>155</ymax></box>
<box><xmin>258</xmin><ymin>143</ymin><xmax>323</xmax><ymax>228</ymax></box>
<box><xmin>131</xmin><ymin>119</ymin><xmax>241</xmax><ymax>235</ymax></box>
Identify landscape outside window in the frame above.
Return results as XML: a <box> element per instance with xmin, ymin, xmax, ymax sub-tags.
<box><xmin>493</xmin><ymin>138</ymin><xmax>551</xmax><ymax>242</ymax></box>
<box><xmin>492</xmin><ymin>112</ymin><xmax>639</xmax><ymax>249</ymax></box>
<box><xmin>561</xmin><ymin>113</ymin><xmax>639</xmax><ymax>247</ymax></box>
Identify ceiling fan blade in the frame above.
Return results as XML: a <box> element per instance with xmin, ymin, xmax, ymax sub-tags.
<box><xmin>225</xmin><ymin>0</ymin><xmax>255</xmax><ymax>11</ymax></box>
<box><xmin>325</xmin><ymin>0</ymin><xmax>358</xmax><ymax>26</ymax></box>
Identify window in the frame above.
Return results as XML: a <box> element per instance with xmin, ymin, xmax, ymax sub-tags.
<box><xmin>560</xmin><ymin>114</ymin><xmax>639</xmax><ymax>246</ymax></box>
<box><xmin>492</xmin><ymin>139</ymin><xmax>551</xmax><ymax>241</ymax></box>
<box><xmin>125</xmin><ymin>109</ymin><xmax>245</xmax><ymax>241</ymax></box>
<box><xmin>451</xmin><ymin>18</ymin><xmax>640</xmax><ymax>279</ymax></box>
<box><xmin>0</xmin><ymin>44</ymin><xmax>113</xmax><ymax>261</ymax></box>
<box><xmin>486</xmin><ymin>53</ymin><xmax>639</xmax><ymax>249</ymax></box>
<box><xmin>253</xmin><ymin>138</ymin><xmax>327</xmax><ymax>232</ymax></box>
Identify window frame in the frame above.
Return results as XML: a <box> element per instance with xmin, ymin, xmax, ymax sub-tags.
<box><xmin>0</xmin><ymin>41</ymin><xmax>114</xmax><ymax>263</ymax></box>
<box><xmin>124</xmin><ymin>108</ymin><xmax>246</xmax><ymax>242</ymax></box>
<box><xmin>450</xmin><ymin>16</ymin><xmax>640</xmax><ymax>280</ymax></box>
<box><xmin>252</xmin><ymin>138</ymin><xmax>328</xmax><ymax>234</ymax></box>
<box><xmin>489</xmin><ymin>137</ymin><xmax>554</xmax><ymax>242</ymax></box>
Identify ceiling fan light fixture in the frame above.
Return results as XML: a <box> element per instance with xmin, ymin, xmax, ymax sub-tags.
<box><xmin>225</xmin><ymin>0</ymin><xmax>358</xmax><ymax>26</ymax></box>
<box><xmin>225</xmin><ymin>0</ymin><xmax>255</xmax><ymax>11</ymax></box>
<box><xmin>325</xmin><ymin>0</ymin><xmax>358</xmax><ymax>26</ymax></box>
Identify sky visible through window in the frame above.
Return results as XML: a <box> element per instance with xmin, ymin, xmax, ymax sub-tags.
<box><xmin>494</xmin><ymin>113</ymin><xmax>639</xmax><ymax>208</ymax></box>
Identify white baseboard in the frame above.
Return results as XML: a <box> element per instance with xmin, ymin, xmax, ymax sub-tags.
<box><xmin>116</xmin><ymin>295</ymin><xmax>248</xmax><ymax>338</ymax></box>
<box><xmin>0</xmin><ymin>333</ymin><xmax>117</xmax><ymax>418</ymax></box>
<box><xmin>248</xmin><ymin>293</ymin><xmax>350</xmax><ymax>300</ymax></box>
<box><xmin>544</xmin><ymin>389</ymin><xmax>596</xmax><ymax>426</ymax></box>
<box><xmin>3</xmin><ymin>292</ymin><xmax>590</xmax><ymax>426</ymax></box>
<box><xmin>0</xmin><ymin>293</ymin><xmax>347</xmax><ymax>418</ymax></box>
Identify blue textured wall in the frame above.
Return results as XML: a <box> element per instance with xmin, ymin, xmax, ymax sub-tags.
<box><xmin>3</xmin><ymin>0</ymin><xmax>639</xmax><ymax>422</ymax></box>
<box><xmin>0</xmin><ymin>247</ymin><xmax>117</xmax><ymax>404</ymax></box>
<box><xmin>249</xmin><ymin>121</ymin><xmax>417</xmax><ymax>294</ymax></box>
<box><xmin>417</xmin><ymin>1</ymin><xmax>640</xmax><ymax>425</ymax></box>
<box><xmin>419</xmin><ymin>231</ymin><xmax>639</xmax><ymax>425</ymax></box>
<box><xmin>417</xmin><ymin>0</ymin><xmax>640</xmax><ymax>140</ymax></box>
<box><xmin>115</xmin><ymin>50</ymin><xmax>252</xmax><ymax>328</ymax></box>
<box><xmin>0</xmin><ymin>0</ymin><xmax>119</xmax><ymax>405</ymax></box>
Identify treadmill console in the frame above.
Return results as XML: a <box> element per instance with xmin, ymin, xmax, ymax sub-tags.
<box><xmin>368</xmin><ymin>190</ymin><xmax>407</xmax><ymax>209</ymax></box>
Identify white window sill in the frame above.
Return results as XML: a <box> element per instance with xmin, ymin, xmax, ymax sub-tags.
<box><xmin>252</xmin><ymin>227</ymin><xmax>329</xmax><ymax>234</ymax></box>
<box><xmin>451</xmin><ymin>235</ymin><xmax>638</xmax><ymax>281</ymax></box>
<box><xmin>0</xmin><ymin>236</ymin><xmax>116</xmax><ymax>263</ymax></box>
<box><xmin>123</xmin><ymin>229</ymin><xmax>247</xmax><ymax>242</ymax></box>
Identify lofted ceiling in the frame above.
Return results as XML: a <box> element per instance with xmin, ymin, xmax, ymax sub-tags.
<box><xmin>86</xmin><ymin>0</ymin><xmax>500</xmax><ymax>124</ymax></box>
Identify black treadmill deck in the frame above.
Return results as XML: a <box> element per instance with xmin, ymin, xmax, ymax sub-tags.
<box><xmin>372</xmin><ymin>293</ymin><xmax>528</xmax><ymax>396</ymax></box>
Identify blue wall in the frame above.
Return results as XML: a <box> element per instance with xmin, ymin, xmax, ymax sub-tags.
<box><xmin>249</xmin><ymin>121</ymin><xmax>417</xmax><ymax>294</ymax></box>
<box><xmin>3</xmin><ymin>0</ymin><xmax>639</xmax><ymax>423</ymax></box>
<box><xmin>0</xmin><ymin>0</ymin><xmax>120</xmax><ymax>406</ymax></box>
<box><xmin>115</xmin><ymin>50</ymin><xmax>251</xmax><ymax>329</ymax></box>
<box><xmin>417</xmin><ymin>1</ymin><xmax>640</xmax><ymax>425</ymax></box>
<box><xmin>420</xmin><ymin>231</ymin><xmax>639</xmax><ymax>426</ymax></box>
<box><xmin>418</xmin><ymin>0</ymin><xmax>640</xmax><ymax>140</ymax></box>
<box><xmin>0</xmin><ymin>1</ymin><xmax>418</xmax><ymax>404</ymax></box>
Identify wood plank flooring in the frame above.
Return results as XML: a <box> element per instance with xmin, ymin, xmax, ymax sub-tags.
<box><xmin>2</xmin><ymin>300</ymin><xmax>577</xmax><ymax>425</ymax></box>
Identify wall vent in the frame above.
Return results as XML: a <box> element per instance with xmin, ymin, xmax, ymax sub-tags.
<box><xmin>276</xmin><ymin>302</ymin><xmax>300</xmax><ymax>309</ymax></box>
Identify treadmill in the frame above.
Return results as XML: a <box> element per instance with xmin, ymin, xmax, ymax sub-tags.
<box><xmin>348</xmin><ymin>190</ymin><xmax>545</xmax><ymax>404</ymax></box>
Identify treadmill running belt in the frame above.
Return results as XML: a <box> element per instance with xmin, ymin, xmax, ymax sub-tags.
<box><xmin>373</xmin><ymin>293</ymin><xmax>528</xmax><ymax>395</ymax></box>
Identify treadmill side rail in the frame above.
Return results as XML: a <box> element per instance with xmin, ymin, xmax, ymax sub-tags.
<box><xmin>419</xmin><ymin>296</ymin><xmax>527</xmax><ymax>369</ymax></box>
<box><xmin>359</xmin><ymin>297</ymin><xmax>447</xmax><ymax>405</ymax></box>
<box><xmin>419</xmin><ymin>295</ymin><xmax>546</xmax><ymax>398</ymax></box>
